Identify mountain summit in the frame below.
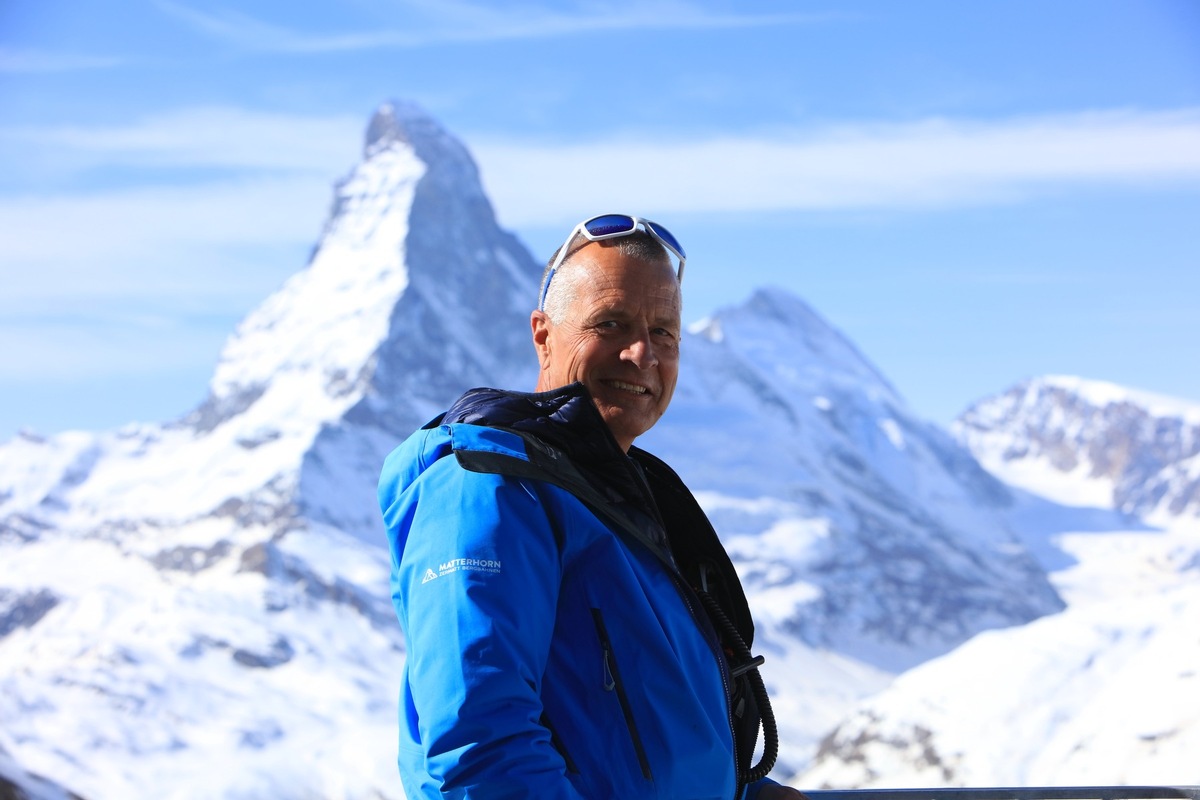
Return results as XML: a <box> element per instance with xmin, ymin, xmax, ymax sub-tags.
<box><xmin>189</xmin><ymin>99</ymin><xmax>540</xmax><ymax>539</ymax></box>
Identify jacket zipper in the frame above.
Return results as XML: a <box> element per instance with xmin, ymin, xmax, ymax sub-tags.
<box><xmin>540</xmin><ymin>712</ymin><xmax>579</xmax><ymax>774</ymax></box>
<box><xmin>593</xmin><ymin>478</ymin><xmax>745</xmax><ymax>796</ymax></box>
<box><xmin>590</xmin><ymin>608</ymin><xmax>653</xmax><ymax>780</ymax></box>
<box><xmin>669</xmin><ymin>572</ymin><xmax>744</xmax><ymax>799</ymax></box>
<box><xmin>629</xmin><ymin>464</ymin><xmax>745</xmax><ymax>797</ymax></box>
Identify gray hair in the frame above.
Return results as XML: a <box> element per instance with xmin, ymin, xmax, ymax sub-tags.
<box><xmin>539</xmin><ymin>231</ymin><xmax>674</xmax><ymax>323</ymax></box>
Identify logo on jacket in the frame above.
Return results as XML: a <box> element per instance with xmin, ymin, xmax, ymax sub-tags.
<box><xmin>421</xmin><ymin>557</ymin><xmax>502</xmax><ymax>585</ymax></box>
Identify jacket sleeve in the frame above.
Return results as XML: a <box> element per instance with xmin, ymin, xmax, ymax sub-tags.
<box><xmin>384</xmin><ymin>452</ymin><xmax>586</xmax><ymax>800</ymax></box>
<box><xmin>746</xmin><ymin>777</ymin><xmax>785</xmax><ymax>799</ymax></box>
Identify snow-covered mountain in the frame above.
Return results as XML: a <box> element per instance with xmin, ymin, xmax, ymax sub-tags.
<box><xmin>640</xmin><ymin>290</ymin><xmax>1063</xmax><ymax>755</ymax></box>
<box><xmin>1</xmin><ymin>101</ymin><xmax>1065</xmax><ymax>797</ymax></box>
<box><xmin>798</xmin><ymin>378</ymin><xmax>1200</xmax><ymax>788</ymax></box>
<box><xmin>660</xmin><ymin>293</ymin><xmax>1059</xmax><ymax>665</ymax></box>
<box><xmin>956</xmin><ymin>375</ymin><xmax>1200</xmax><ymax>520</ymax></box>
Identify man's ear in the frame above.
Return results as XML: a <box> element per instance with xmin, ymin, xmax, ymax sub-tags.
<box><xmin>530</xmin><ymin>310</ymin><xmax>551</xmax><ymax>366</ymax></box>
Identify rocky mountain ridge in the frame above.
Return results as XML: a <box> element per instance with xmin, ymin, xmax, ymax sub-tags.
<box><xmin>955</xmin><ymin>375</ymin><xmax>1200</xmax><ymax>519</ymax></box>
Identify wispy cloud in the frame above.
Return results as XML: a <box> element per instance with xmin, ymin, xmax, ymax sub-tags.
<box><xmin>2</xmin><ymin>107</ymin><xmax>363</xmax><ymax>174</ymax></box>
<box><xmin>0</xmin><ymin>46</ymin><xmax>124</xmax><ymax>73</ymax></box>
<box><xmin>0</xmin><ymin>172</ymin><xmax>329</xmax><ymax>384</ymax></box>
<box><xmin>0</xmin><ymin>177</ymin><xmax>333</xmax><ymax>273</ymax></box>
<box><xmin>0</xmin><ymin>314</ymin><xmax>230</xmax><ymax>381</ymax></box>
<box><xmin>5</xmin><ymin>105</ymin><xmax>1199</xmax><ymax>313</ymax></box>
<box><xmin>471</xmin><ymin>109</ymin><xmax>1200</xmax><ymax>226</ymax></box>
<box><xmin>0</xmin><ymin>107</ymin><xmax>363</xmax><ymax>315</ymax></box>
<box><xmin>154</xmin><ymin>0</ymin><xmax>835</xmax><ymax>53</ymax></box>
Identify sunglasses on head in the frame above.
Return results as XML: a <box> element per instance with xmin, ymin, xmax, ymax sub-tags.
<box><xmin>537</xmin><ymin>214</ymin><xmax>687</xmax><ymax>312</ymax></box>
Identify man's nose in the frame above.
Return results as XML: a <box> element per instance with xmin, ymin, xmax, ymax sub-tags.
<box><xmin>621</xmin><ymin>331</ymin><xmax>658</xmax><ymax>369</ymax></box>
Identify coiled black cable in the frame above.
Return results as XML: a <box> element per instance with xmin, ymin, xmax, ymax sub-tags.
<box><xmin>697</xmin><ymin>590</ymin><xmax>779</xmax><ymax>783</ymax></box>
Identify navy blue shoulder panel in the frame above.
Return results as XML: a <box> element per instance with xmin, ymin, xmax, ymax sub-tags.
<box><xmin>453</xmin><ymin>428</ymin><xmax>675</xmax><ymax>570</ymax></box>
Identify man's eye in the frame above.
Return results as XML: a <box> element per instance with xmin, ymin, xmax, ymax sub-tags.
<box><xmin>596</xmin><ymin>320</ymin><xmax>619</xmax><ymax>330</ymax></box>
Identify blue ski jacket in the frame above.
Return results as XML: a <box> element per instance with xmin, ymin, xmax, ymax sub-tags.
<box><xmin>379</xmin><ymin>384</ymin><xmax>778</xmax><ymax>799</ymax></box>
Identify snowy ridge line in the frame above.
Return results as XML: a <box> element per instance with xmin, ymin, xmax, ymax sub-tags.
<box><xmin>1039</xmin><ymin>375</ymin><xmax>1200</xmax><ymax>423</ymax></box>
<box><xmin>953</xmin><ymin>375</ymin><xmax>1200</xmax><ymax>520</ymax></box>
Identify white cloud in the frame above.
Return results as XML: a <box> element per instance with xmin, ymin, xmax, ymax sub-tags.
<box><xmin>0</xmin><ymin>175</ymin><xmax>331</xmax><ymax>272</ymax></box>
<box><xmin>471</xmin><ymin>109</ymin><xmax>1200</xmax><ymax>227</ymax></box>
<box><xmin>0</xmin><ymin>316</ymin><xmax>228</xmax><ymax>381</ymax></box>
<box><xmin>0</xmin><ymin>46</ymin><xmax>124</xmax><ymax>73</ymax></box>
<box><xmin>5</xmin><ymin>105</ymin><xmax>1199</xmax><ymax>311</ymax></box>
<box><xmin>2</xmin><ymin>107</ymin><xmax>363</xmax><ymax>173</ymax></box>
<box><xmin>153</xmin><ymin>0</ymin><xmax>833</xmax><ymax>53</ymax></box>
<box><xmin>0</xmin><ymin>107</ymin><xmax>364</xmax><ymax>308</ymax></box>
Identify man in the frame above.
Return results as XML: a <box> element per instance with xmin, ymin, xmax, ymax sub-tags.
<box><xmin>379</xmin><ymin>214</ymin><xmax>805</xmax><ymax>799</ymax></box>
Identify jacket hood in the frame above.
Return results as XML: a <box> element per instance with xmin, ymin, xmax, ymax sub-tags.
<box><xmin>380</xmin><ymin>383</ymin><xmax>665</xmax><ymax>537</ymax></box>
<box><xmin>442</xmin><ymin>382</ymin><xmax>625</xmax><ymax>465</ymax></box>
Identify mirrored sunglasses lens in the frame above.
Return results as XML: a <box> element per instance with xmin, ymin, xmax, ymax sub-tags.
<box><xmin>647</xmin><ymin>222</ymin><xmax>686</xmax><ymax>259</ymax></box>
<box><xmin>584</xmin><ymin>214</ymin><xmax>637</xmax><ymax>237</ymax></box>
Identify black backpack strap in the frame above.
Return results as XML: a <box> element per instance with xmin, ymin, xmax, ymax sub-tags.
<box><xmin>451</xmin><ymin>427</ymin><xmax>669</xmax><ymax>564</ymax></box>
<box><xmin>631</xmin><ymin>447</ymin><xmax>778</xmax><ymax>784</ymax></box>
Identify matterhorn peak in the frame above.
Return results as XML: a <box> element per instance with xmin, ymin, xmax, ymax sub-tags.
<box><xmin>1</xmin><ymin>100</ymin><xmax>543</xmax><ymax>534</ymax></box>
<box><xmin>364</xmin><ymin>100</ymin><xmax>472</xmax><ymax>167</ymax></box>
<box><xmin>365</xmin><ymin>100</ymin><xmax>437</xmax><ymax>153</ymax></box>
<box><xmin>192</xmin><ymin>101</ymin><xmax>538</xmax><ymax>446</ymax></box>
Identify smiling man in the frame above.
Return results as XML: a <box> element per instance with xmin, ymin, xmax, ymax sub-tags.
<box><xmin>532</xmin><ymin>231</ymin><xmax>681</xmax><ymax>452</ymax></box>
<box><xmin>378</xmin><ymin>214</ymin><xmax>804</xmax><ymax>799</ymax></box>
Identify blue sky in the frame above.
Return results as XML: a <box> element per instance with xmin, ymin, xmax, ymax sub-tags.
<box><xmin>3</xmin><ymin>0</ymin><xmax>1199</xmax><ymax>440</ymax></box>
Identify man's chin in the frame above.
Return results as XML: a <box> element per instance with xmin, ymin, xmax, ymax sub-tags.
<box><xmin>596</xmin><ymin>406</ymin><xmax>660</xmax><ymax>446</ymax></box>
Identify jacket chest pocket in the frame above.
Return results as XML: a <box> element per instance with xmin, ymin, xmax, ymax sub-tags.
<box><xmin>590</xmin><ymin>608</ymin><xmax>653</xmax><ymax>780</ymax></box>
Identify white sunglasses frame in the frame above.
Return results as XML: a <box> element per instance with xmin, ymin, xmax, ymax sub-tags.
<box><xmin>537</xmin><ymin>214</ymin><xmax>686</xmax><ymax>312</ymax></box>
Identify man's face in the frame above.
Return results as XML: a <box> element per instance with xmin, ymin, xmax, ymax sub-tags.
<box><xmin>532</xmin><ymin>243</ymin><xmax>682</xmax><ymax>452</ymax></box>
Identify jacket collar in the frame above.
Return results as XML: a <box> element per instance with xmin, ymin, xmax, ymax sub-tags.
<box><xmin>442</xmin><ymin>383</ymin><xmax>668</xmax><ymax>521</ymax></box>
<box><xmin>443</xmin><ymin>382</ymin><xmax>627</xmax><ymax>468</ymax></box>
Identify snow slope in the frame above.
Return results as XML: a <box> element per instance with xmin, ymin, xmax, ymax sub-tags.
<box><xmin>798</xmin><ymin>378</ymin><xmax>1200</xmax><ymax>787</ymax></box>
